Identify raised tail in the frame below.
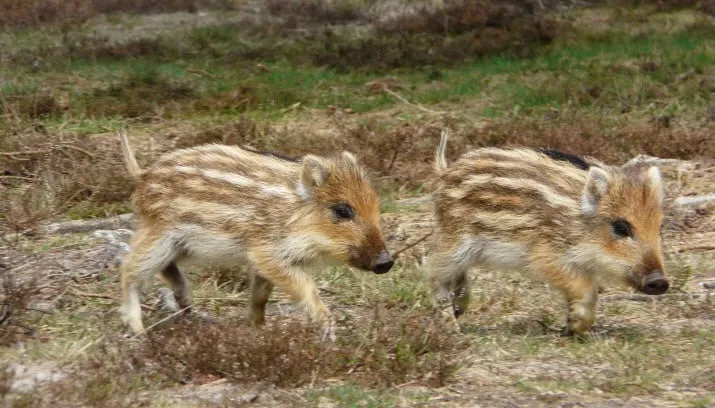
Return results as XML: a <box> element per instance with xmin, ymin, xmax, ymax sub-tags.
<box><xmin>119</xmin><ymin>131</ymin><xmax>141</xmax><ymax>179</ymax></box>
<box><xmin>435</xmin><ymin>130</ymin><xmax>449</xmax><ymax>173</ymax></box>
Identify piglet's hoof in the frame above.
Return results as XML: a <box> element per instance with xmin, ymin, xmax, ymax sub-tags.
<box><xmin>321</xmin><ymin>320</ymin><xmax>337</xmax><ymax>342</ymax></box>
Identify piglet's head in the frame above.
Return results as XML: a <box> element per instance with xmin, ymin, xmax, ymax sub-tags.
<box><xmin>297</xmin><ymin>152</ymin><xmax>393</xmax><ymax>274</ymax></box>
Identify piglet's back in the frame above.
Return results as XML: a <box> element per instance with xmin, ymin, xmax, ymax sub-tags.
<box><xmin>133</xmin><ymin>144</ymin><xmax>302</xmax><ymax>226</ymax></box>
<box><xmin>433</xmin><ymin>147</ymin><xmax>597</xmax><ymax>244</ymax></box>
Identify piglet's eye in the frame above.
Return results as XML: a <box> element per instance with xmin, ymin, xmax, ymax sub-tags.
<box><xmin>612</xmin><ymin>219</ymin><xmax>633</xmax><ymax>238</ymax></box>
<box><xmin>332</xmin><ymin>203</ymin><xmax>354</xmax><ymax>220</ymax></box>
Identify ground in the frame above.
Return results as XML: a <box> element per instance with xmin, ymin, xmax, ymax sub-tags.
<box><xmin>1</xmin><ymin>1</ymin><xmax>714</xmax><ymax>407</ymax></box>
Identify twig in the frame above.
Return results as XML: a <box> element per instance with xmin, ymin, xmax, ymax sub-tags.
<box><xmin>70</xmin><ymin>289</ymin><xmax>114</xmax><ymax>300</ymax></box>
<box><xmin>70</xmin><ymin>288</ymin><xmax>153</xmax><ymax>310</ymax></box>
<box><xmin>134</xmin><ymin>305</ymin><xmax>191</xmax><ymax>337</ymax></box>
<box><xmin>386</xmin><ymin>134</ymin><xmax>407</xmax><ymax>172</ymax></box>
<box><xmin>33</xmin><ymin>213</ymin><xmax>134</xmax><ymax>235</ymax></box>
<box><xmin>0</xmin><ymin>175</ymin><xmax>34</xmax><ymax>181</ymax></box>
<box><xmin>382</xmin><ymin>88</ymin><xmax>445</xmax><ymax>115</ymax></box>
<box><xmin>0</xmin><ymin>149</ymin><xmax>50</xmax><ymax>156</ymax></box>
<box><xmin>192</xmin><ymin>297</ymin><xmax>244</xmax><ymax>302</ymax></box>
<box><xmin>186</xmin><ymin>68</ymin><xmax>215</xmax><ymax>78</ymax></box>
<box><xmin>17</xmin><ymin>306</ymin><xmax>55</xmax><ymax>314</ymax></box>
<box><xmin>2</xmin><ymin>154</ymin><xmax>31</xmax><ymax>161</ymax></box>
<box><xmin>200</xmin><ymin>378</ymin><xmax>228</xmax><ymax>388</ymax></box>
<box><xmin>674</xmin><ymin>194</ymin><xmax>715</xmax><ymax>208</ymax></box>
<box><xmin>391</xmin><ymin>231</ymin><xmax>434</xmax><ymax>259</ymax></box>
<box><xmin>395</xmin><ymin>194</ymin><xmax>432</xmax><ymax>207</ymax></box>
<box><xmin>76</xmin><ymin>335</ymin><xmax>104</xmax><ymax>355</ymax></box>
<box><xmin>676</xmin><ymin>245</ymin><xmax>715</xmax><ymax>253</ymax></box>
<box><xmin>396</xmin><ymin>380</ymin><xmax>418</xmax><ymax>388</ymax></box>
<box><xmin>60</xmin><ymin>143</ymin><xmax>95</xmax><ymax>158</ymax></box>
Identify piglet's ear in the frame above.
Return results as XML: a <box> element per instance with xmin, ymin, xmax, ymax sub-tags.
<box><xmin>581</xmin><ymin>166</ymin><xmax>610</xmax><ymax>215</ymax></box>
<box><xmin>646</xmin><ymin>166</ymin><xmax>664</xmax><ymax>204</ymax></box>
<box><xmin>341</xmin><ymin>151</ymin><xmax>358</xmax><ymax>166</ymax></box>
<box><xmin>301</xmin><ymin>155</ymin><xmax>330</xmax><ymax>189</ymax></box>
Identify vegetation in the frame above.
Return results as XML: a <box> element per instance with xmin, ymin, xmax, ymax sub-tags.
<box><xmin>1</xmin><ymin>0</ymin><xmax>713</xmax><ymax>406</ymax></box>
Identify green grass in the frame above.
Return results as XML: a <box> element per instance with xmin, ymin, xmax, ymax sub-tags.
<box><xmin>1</xmin><ymin>3</ymin><xmax>714</xmax><ymax>407</ymax></box>
<box><xmin>3</xmin><ymin>9</ymin><xmax>713</xmax><ymax>131</ymax></box>
<box><xmin>308</xmin><ymin>384</ymin><xmax>397</xmax><ymax>408</ymax></box>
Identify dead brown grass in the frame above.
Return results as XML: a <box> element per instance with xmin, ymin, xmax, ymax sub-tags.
<box><xmin>0</xmin><ymin>270</ymin><xmax>41</xmax><ymax>347</ymax></box>
<box><xmin>610</xmin><ymin>0</ymin><xmax>715</xmax><ymax>15</ymax></box>
<box><xmin>8</xmin><ymin>306</ymin><xmax>462</xmax><ymax>405</ymax></box>
<box><xmin>266</xmin><ymin>0</ymin><xmax>366</xmax><ymax>23</ymax></box>
<box><xmin>307</xmin><ymin>1</ymin><xmax>560</xmax><ymax>71</ymax></box>
<box><xmin>2</xmin><ymin>113</ymin><xmax>712</xmax><ymax>234</ymax></box>
<box><xmin>176</xmin><ymin>116</ymin><xmax>715</xmax><ymax>188</ymax></box>
<box><xmin>87</xmin><ymin>70</ymin><xmax>196</xmax><ymax>119</ymax></box>
<box><xmin>144</xmin><ymin>307</ymin><xmax>461</xmax><ymax>388</ymax></box>
<box><xmin>0</xmin><ymin>132</ymin><xmax>133</xmax><ymax>232</ymax></box>
<box><xmin>0</xmin><ymin>0</ymin><xmax>234</xmax><ymax>28</ymax></box>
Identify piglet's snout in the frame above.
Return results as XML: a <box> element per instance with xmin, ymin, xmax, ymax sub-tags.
<box><xmin>643</xmin><ymin>270</ymin><xmax>669</xmax><ymax>295</ymax></box>
<box><xmin>372</xmin><ymin>250</ymin><xmax>394</xmax><ymax>274</ymax></box>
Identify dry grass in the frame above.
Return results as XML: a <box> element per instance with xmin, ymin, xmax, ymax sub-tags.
<box><xmin>2</xmin><ymin>291</ymin><xmax>463</xmax><ymax>405</ymax></box>
<box><xmin>307</xmin><ymin>0</ymin><xmax>561</xmax><ymax>71</ymax></box>
<box><xmin>170</xmin><ymin>115</ymin><xmax>715</xmax><ymax>188</ymax></box>
<box><xmin>612</xmin><ymin>0</ymin><xmax>715</xmax><ymax>15</ymax></box>
<box><xmin>142</xmin><ymin>308</ymin><xmax>461</xmax><ymax>388</ymax></box>
<box><xmin>0</xmin><ymin>197</ymin><xmax>711</xmax><ymax>406</ymax></box>
<box><xmin>0</xmin><ymin>271</ymin><xmax>41</xmax><ymax>347</ymax></box>
<box><xmin>1</xmin><ymin>1</ymin><xmax>714</xmax><ymax>406</ymax></box>
<box><xmin>0</xmin><ymin>0</ymin><xmax>234</xmax><ymax>27</ymax></box>
<box><xmin>265</xmin><ymin>0</ymin><xmax>367</xmax><ymax>23</ymax></box>
<box><xmin>0</xmin><ymin>132</ymin><xmax>133</xmax><ymax>232</ymax></box>
<box><xmin>3</xmin><ymin>110</ymin><xmax>711</xmax><ymax>235</ymax></box>
<box><xmin>0</xmin><ymin>0</ymin><xmax>564</xmax><ymax>71</ymax></box>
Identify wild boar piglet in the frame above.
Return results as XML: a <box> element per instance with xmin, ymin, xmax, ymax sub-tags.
<box><xmin>118</xmin><ymin>133</ymin><xmax>393</xmax><ymax>339</ymax></box>
<box><xmin>429</xmin><ymin>133</ymin><xmax>668</xmax><ymax>334</ymax></box>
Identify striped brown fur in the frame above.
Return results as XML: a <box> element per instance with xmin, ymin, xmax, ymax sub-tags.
<box><xmin>118</xmin><ymin>133</ymin><xmax>393</xmax><ymax>339</ymax></box>
<box><xmin>429</xmin><ymin>132</ymin><xmax>668</xmax><ymax>334</ymax></box>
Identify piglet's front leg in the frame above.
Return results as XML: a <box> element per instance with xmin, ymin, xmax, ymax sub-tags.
<box><xmin>252</xmin><ymin>258</ymin><xmax>336</xmax><ymax>341</ymax></box>
<box><xmin>562</xmin><ymin>277</ymin><xmax>598</xmax><ymax>336</ymax></box>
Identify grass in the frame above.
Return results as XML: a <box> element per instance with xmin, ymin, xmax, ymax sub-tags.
<box><xmin>4</xmin><ymin>24</ymin><xmax>714</xmax><ymax>123</ymax></box>
<box><xmin>2</xmin><ymin>3</ymin><xmax>713</xmax><ymax>128</ymax></box>
<box><xmin>307</xmin><ymin>384</ymin><xmax>410</xmax><ymax>408</ymax></box>
<box><xmin>1</xmin><ymin>215</ymin><xmax>713</xmax><ymax>405</ymax></box>
<box><xmin>1</xmin><ymin>1</ymin><xmax>714</xmax><ymax>407</ymax></box>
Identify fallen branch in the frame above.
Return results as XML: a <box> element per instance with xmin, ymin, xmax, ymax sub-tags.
<box><xmin>0</xmin><ymin>149</ymin><xmax>50</xmax><ymax>156</ymax></box>
<box><xmin>674</xmin><ymin>194</ymin><xmax>715</xmax><ymax>208</ymax></box>
<box><xmin>35</xmin><ymin>213</ymin><xmax>134</xmax><ymax>235</ymax></box>
<box><xmin>625</xmin><ymin>154</ymin><xmax>684</xmax><ymax>166</ymax></box>
<box><xmin>0</xmin><ymin>175</ymin><xmax>34</xmax><ymax>182</ymax></box>
<box><xmin>676</xmin><ymin>244</ymin><xmax>715</xmax><ymax>253</ymax></box>
<box><xmin>392</xmin><ymin>231</ymin><xmax>434</xmax><ymax>259</ymax></box>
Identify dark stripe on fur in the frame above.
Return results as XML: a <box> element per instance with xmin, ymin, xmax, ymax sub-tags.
<box><xmin>537</xmin><ymin>148</ymin><xmax>590</xmax><ymax>171</ymax></box>
<box><xmin>241</xmin><ymin>146</ymin><xmax>299</xmax><ymax>163</ymax></box>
